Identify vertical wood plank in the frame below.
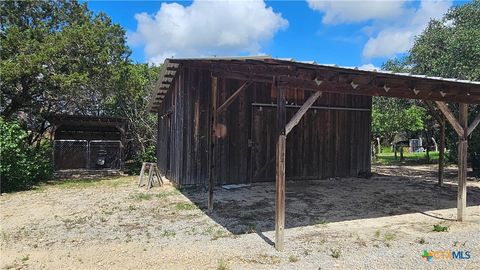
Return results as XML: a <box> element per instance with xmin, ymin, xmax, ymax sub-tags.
<box><xmin>275</xmin><ymin>79</ymin><xmax>286</xmax><ymax>251</ymax></box>
<box><xmin>457</xmin><ymin>103</ymin><xmax>468</xmax><ymax>221</ymax></box>
<box><xmin>208</xmin><ymin>75</ymin><xmax>218</xmax><ymax>212</ymax></box>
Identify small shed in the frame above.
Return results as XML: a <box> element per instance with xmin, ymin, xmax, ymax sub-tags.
<box><xmin>148</xmin><ymin>56</ymin><xmax>480</xmax><ymax>250</ymax></box>
<box><xmin>50</xmin><ymin>115</ymin><xmax>126</xmax><ymax>171</ymax></box>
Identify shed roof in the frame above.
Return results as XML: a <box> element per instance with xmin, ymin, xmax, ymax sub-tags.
<box><xmin>148</xmin><ymin>56</ymin><xmax>480</xmax><ymax>112</ymax></box>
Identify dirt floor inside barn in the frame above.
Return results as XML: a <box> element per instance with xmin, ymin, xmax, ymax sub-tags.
<box><xmin>1</xmin><ymin>165</ymin><xmax>480</xmax><ymax>270</ymax></box>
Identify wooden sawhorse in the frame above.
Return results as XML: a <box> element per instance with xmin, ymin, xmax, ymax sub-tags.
<box><xmin>138</xmin><ymin>162</ymin><xmax>164</xmax><ymax>189</ymax></box>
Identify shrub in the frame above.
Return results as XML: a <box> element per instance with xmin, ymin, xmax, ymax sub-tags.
<box><xmin>124</xmin><ymin>144</ymin><xmax>156</xmax><ymax>175</ymax></box>
<box><xmin>0</xmin><ymin>118</ymin><xmax>53</xmax><ymax>192</ymax></box>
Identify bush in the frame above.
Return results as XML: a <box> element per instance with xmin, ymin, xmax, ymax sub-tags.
<box><xmin>124</xmin><ymin>145</ymin><xmax>156</xmax><ymax>175</ymax></box>
<box><xmin>0</xmin><ymin>118</ymin><xmax>53</xmax><ymax>192</ymax></box>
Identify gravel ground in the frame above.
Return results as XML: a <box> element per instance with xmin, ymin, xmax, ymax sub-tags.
<box><xmin>1</xmin><ymin>165</ymin><xmax>479</xmax><ymax>269</ymax></box>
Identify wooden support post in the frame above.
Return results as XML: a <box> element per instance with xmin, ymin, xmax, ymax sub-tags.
<box><xmin>439</xmin><ymin>116</ymin><xmax>445</xmax><ymax>186</ymax></box>
<box><xmin>208</xmin><ymin>76</ymin><xmax>218</xmax><ymax>212</ymax></box>
<box><xmin>285</xmin><ymin>91</ymin><xmax>322</xmax><ymax>135</ymax></box>
<box><xmin>275</xmin><ymin>79</ymin><xmax>286</xmax><ymax>251</ymax></box>
<box><xmin>457</xmin><ymin>103</ymin><xmax>468</xmax><ymax>221</ymax></box>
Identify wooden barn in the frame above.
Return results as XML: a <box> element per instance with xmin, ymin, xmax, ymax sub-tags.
<box><xmin>152</xmin><ymin>57</ymin><xmax>372</xmax><ymax>187</ymax></box>
<box><xmin>148</xmin><ymin>56</ymin><xmax>480</xmax><ymax>250</ymax></box>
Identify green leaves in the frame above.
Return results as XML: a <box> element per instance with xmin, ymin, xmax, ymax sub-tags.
<box><xmin>372</xmin><ymin>97</ymin><xmax>427</xmax><ymax>140</ymax></box>
<box><xmin>1</xmin><ymin>0</ymin><xmax>130</xmax><ymax>119</ymax></box>
<box><xmin>0</xmin><ymin>118</ymin><xmax>53</xmax><ymax>192</ymax></box>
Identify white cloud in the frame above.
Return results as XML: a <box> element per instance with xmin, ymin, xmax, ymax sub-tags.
<box><xmin>307</xmin><ymin>0</ymin><xmax>453</xmax><ymax>60</ymax></box>
<box><xmin>129</xmin><ymin>0</ymin><xmax>288</xmax><ymax>64</ymax></box>
<box><xmin>358</xmin><ymin>63</ymin><xmax>380</xmax><ymax>71</ymax></box>
<box><xmin>307</xmin><ymin>0</ymin><xmax>407</xmax><ymax>24</ymax></box>
<box><xmin>362</xmin><ymin>0</ymin><xmax>452</xmax><ymax>59</ymax></box>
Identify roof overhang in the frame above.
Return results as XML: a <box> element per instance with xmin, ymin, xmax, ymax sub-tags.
<box><xmin>148</xmin><ymin>56</ymin><xmax>480</xmax><ymax>112</ymax></box>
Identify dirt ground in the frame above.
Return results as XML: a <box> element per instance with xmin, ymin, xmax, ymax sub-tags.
<box><xmin>1</xmin><ymin>164</ymin><xmax>479</xmax><ymax>269</ymax></box>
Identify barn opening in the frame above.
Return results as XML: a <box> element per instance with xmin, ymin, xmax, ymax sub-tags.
<box><xmin>148</xmin><ymin>56</ymin><xmax>480</xmax><ymax>250</ymax></box>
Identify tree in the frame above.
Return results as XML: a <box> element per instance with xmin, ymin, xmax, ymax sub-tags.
<box><xmin>0</xmin><ymin>0</ymin><xmax>130</xmax><ymax>143</ymax></box>
<box><xmin>383</xmin><ymin>1</ymin><xmax>480</xmax><ymax>169</ymax></box>
<box><xmin>0</xmin><ymin>118</ymin><xmax>53</xmax><ymax>192</ymax></box>
<box><xmin>105</xmin><ymin>64</ymin><xmax>160</xmax><ymax>158</ymax></box>
<box><xmin>372</xmin><ymin>97</ymin><xmax>427</xmax><ymax>157</ymax></box>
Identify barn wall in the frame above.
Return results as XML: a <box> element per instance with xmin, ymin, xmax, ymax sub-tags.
<box><xmin>157</xmin><ymin>66</ymin><xmax>372</xmax><ymax>186</ymax></box>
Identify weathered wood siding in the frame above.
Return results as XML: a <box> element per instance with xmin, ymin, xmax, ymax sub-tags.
<box><xmin>157</xmin><ymin>66</ymin><xmax>372</xmax><ymax>186</ymax></box>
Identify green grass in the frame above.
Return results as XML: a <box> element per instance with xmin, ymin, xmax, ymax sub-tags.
<box><xmin>330</xmin><ymin>248</ymin><xmax>341</xmax><ymax>259</ymax></box>
<box><xmin>155</xmin><ymin>190</ymin><xmax>181</xmax><ymax>198</ymax></box>
<box><xmin>174</xmin><ymin>202</ymin><xmax>197</xmax><ymax>211</ymax></box>
<box><xmin>288</xmin><ymin>255</ymin><xmax>299</xmax><ymax>262</ymax></box>
<box><xmin>160</xmin><ymin>229</ymin><xmax>176</xmax><ymax>238</ymax></box>
<box><xmin>374</xmin><ymin>148</ymin><xmax>443</xmax><ymax>165</ymax></box>
<box><xmin>433</xmin><ymin>224</ymin><xmax>449</xmax><ymax>232</ymax></box>
<box><xmin>384</xmin><ymin>232</ymin><xmax>396</xmax><ymax>241</ymax></box>
<box><xmin>217</xmin><ymin>259</ymin><xmax>229</xmax><ymax>270</ymax></box>
<box><xmin>131</xmin><ymin>193</ymin><xmax>153</xmax><ymax>201</ymax></box>
<box><xmin>37</xmin><ymin>176</ymin><xmax>128</xmax><ymax>190</ymax></box>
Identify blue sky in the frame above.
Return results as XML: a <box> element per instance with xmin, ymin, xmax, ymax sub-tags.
<box><xmin>86</xmin><ymin>0</ymin><xmax>467</xmax><ymax>68</ymax></box>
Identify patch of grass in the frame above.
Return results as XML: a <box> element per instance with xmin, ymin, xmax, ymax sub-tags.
<box><xmin>21</xmin><ymin>255</ymin><xmax>29</xmax><ymax>262</ymax></box>
<box><xmin>374</xmin><ymin>230</ymin><xmax>381</xmax><ymax>238</ymax></box>
<box><xmin>384</xmin><ymin>232</ymin><xmax>395</xmax><ymax>241</ymax></box>
<box><xmin>39</xmin><ymin>176</ymin><xmax>127</xmax><ymax>190</ymax></box>
<box><xmin>174</xmin><ymin>202</ymin><xmax>197</xmax><ymax>211</ymax></box>
<box><xmin>314</xmin><ymin>218</ymin><xmax>328</xmax><ymax>226</ymax></box>
<box><xmin>433</xmin><ymin>224</ymin><xmax>448</xmax><ymax>232</ymax></box>
<box><xmin>330</xmin><ymin>248</ymin><xmax>341</xmax><ymax>259</ymax></box>
<box><xmin>355</xmin><ymin>235</ymin><xmax>367</xmax><ymax>247</ymax></box>
<box><xmin>374</xmin><ymin>150</ymin><xmax>441</xmax><ymax>165</ymax></box>
<box><xmin>288</xmin><ymin>255</ymin><xmax>299</xmax><ymax>262</ymax></box>
<box><xmin>211</xmin><ymin>229</ymin><xmax>231</xmax><ymax>240</ymax></box>
<box><xmin>127</xmin><ymin>205</ymin><xmax>137</xmax><ymax>211</ymax></box>
<box><xmin>155</xmin><ymin>190</ymin><xmax>181</xmax><ymax>198</ymax></box>
<box><xmin>62</xmin><ymin>216</ymin><xmax>89</xmax><ymax>229</ymax></box>
<box><xmin>239</xmin><ymin>222</ymin><xmax>257</xmax><ymax>234</ymax></box>
<box><xmin>418</xmin><ymin>238</ymin><xmax>426</xmax><ymax>244</ymax></box>
<box><xmin>131</xmin><ymin>193</ymin><xmax>153</xmax><ymax>201</ymax></box>
<box><xmin>217</xmin><ymin>259</ymin><xmax>229</xmax><ymax>270</ymax></box>
<box><xmin>161</xmin><ymin>229</ymin><xmax>176</xmax><ymax>238</ymax></box>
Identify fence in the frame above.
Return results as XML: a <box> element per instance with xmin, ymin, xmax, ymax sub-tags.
<box><xmin>54</xmin><ymin>140</ymin><xmax>122</xmax><ymax>170</ymax></box>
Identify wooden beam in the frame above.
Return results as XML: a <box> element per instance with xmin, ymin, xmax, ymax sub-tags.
<box><xmin>435</xmin><ymin>101</ymin><xmax>465</xmax><ymax>137</ymax></box>
<box><xmin>285</xmin><ymin>91</ymin><xmax>322</xmax><ymax>135</ymax></box>
<box><xmin>277</xmin><ymin>76</ymin><xmax>480</xmax><ymax>104</ymax></box>
<box><xmin>216</xmin><ymin>81</ymin><xmax>251</xmax><ymax>114</ymax></box>
<box><xmin>211</xmin><ymin>70</ymin><xmax>272</xmax><ymax>84</ymax></box>
<box><xmin>457</xmin><ymin>103</ymin><xmax>468</xmax><ymax>221</ymax></box>
<box><xmin>208</xmin><ymin>76</ymin><xmax>218</xmax><ymax>212</ymax></box>
<box><xmin>467</xmin><ymin>111</ymin><xmax>480</xmax><ymax>136</ymax></box>
<box><xmin>424</xmin><ymin>100</ymin><xmax>446</xmax><ymax>186</ymax></box>
<box><xmin>275</xmin><ymin>78</ymin><xmax>286</xmax><ymax>251</ymax></box>
<box><xmin>439</xmin><ymin>115</ymin><xmax>445</xmax><ymax>186</ymax></box>
<box><xmin>424</xmin><ymin>100</ymin><xmax>443</xmax><ymax>124</ymax></box>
